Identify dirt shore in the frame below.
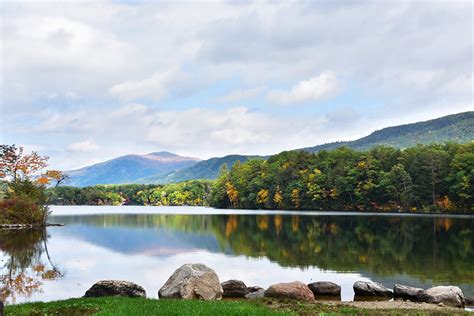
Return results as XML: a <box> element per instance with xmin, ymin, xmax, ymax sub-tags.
<box><xmin>264</xmin><ymin>299</ymin><xmax>472</xmax><ymax>315</ymax></box>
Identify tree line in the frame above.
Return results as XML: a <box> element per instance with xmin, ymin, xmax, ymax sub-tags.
<box><xmin>46</xmin><ymin>180</ymin><xmax>213</xmax><ymax>206</ymax></box>
<box><xmin>2</xmin><ymin>143</ymin><xmax>473</xmax><ymax>218</ymax></box>
<box><xmin>209</xmin><ymin>143</ymin><xmax>473</xmax><ymax>213</ymax></box>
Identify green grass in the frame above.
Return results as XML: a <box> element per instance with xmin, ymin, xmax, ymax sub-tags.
<box><xmin>5</xmin><ymin>297</ymin><xmax>294</xmax><ymax>316</ymax></box>
<box><xmin>5</xmin><ymin>297</ymin><xmax>471</xmax><ymax>316</ymax></box>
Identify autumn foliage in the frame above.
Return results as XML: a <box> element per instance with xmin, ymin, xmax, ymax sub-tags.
<box><xmin>209</xmin><ymin>143</ymin><xmax>473</xmax><ymax>213</ymax></box>
<box><xmin>0</xmin><ymin>144</ymin><xmax>66</xmax><ymax>224</ymax></box>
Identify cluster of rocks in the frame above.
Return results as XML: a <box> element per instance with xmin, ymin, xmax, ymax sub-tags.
<box><xmin>82</xmin><ymin>263</ymin><xmax>471</xmax><ymax>309</ymax></box>
<box><xmin>353</xmin><ymin>281</ymin><xmax>467</xmax><ymax>308</ymax></box>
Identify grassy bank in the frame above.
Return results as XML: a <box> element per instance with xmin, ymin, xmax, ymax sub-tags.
<box><xmin>5</xmin><ymin>297</ymin><xmax>470</xmax><ymax>316</ymax></box>
<box><xmin>5</xmin><ymin>297</ymin><xmax>290</xmax><ymax>316</ymax></box>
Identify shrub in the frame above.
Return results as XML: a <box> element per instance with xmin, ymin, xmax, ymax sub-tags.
<box><xmin>0</xmin><ymin>197</ymin><xmax>48</xmax><ymax>224</ymax></box>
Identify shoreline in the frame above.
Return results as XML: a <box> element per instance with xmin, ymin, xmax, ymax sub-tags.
<box><xmin>48</xmin><ymin>205</ymin><xmax>474</xmax><ymax>218</ymax></box>
<box><xmin>0</xmin><ymin>223</ymin><xmax>64</xmax><ymax>230</ymax></box>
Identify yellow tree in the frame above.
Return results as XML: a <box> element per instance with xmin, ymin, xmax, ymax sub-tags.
<box><xmin>225</xmin><ymin>181</ymin><xmax>239</xmax><ymax>208</ymax></box>
<box><xmin>273</xmin><ymin>185</ymin><xmax>283</xmax><ymax>208</ymax></box>
<box><xmin>257</xmin><ymin>189</ymin><xmax>269</xmax><ymax>206</ymax></box>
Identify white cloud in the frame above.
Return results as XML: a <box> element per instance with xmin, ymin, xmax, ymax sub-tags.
<box><xmin>217</xmin><ymin>86</ymin><xmax>265</xmax><ymax>103</ymax></box>
<box><xmin>109</xmin><ymin>70</ymin><xmax>180</xmax><ymax>101</ymax></box>
<box><xmin>267</xmin><ymin>72</ymin><xmax>339</xmax><ymax>104</ymax></box>
<box><xmin>2</xmin><ymin>1</ymin><xmax>472</xmax><ymax>170</ymax></box>
<box><xmin>67</xmin><ymin>140</ymin><xmax>100</xmax><ymax>153</ymax></box>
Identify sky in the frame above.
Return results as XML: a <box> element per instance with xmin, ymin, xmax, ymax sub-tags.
<box><xmin>1</xmin><ymin>0</ymin><xmax>473</xmax><ymax>170</ymax></box>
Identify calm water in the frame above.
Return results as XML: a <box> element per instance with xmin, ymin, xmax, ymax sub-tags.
<box><xmin>1</xmin><ymin>206</ymin><xmax>473</xmax><ymax>304</ymax></box>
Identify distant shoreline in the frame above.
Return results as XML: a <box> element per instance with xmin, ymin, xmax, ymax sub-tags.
<box><xmin>47</xmin><ymin>205</ymin><xmax>474</xmax><ymax>219</ymax></box>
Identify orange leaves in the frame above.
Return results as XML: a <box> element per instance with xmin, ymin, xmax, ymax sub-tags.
<box><xmin>44</xmin><ymin>170</ymin><xmax>62</xmax><ymax>180</ymax></box>
<box><xmin>1</xmin><ymin>145</ymin><xmax>49</xmax><ymax>181</ymax></box>
<box><xmin>36</xmin><ymin>177</ymin><xmax>50</xmax><ymax>185</ymax></box>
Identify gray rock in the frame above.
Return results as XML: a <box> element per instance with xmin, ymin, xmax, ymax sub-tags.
<box><xmin>465</xmin><ymin>296</ymin><xmax>474</xmax><ymax>306</ymax></box>
<box><xmin>245</xmin><ymin>288</ymin><xmax>265</xmax><ymax>299</ymax></box>
<box><xmin>265</xmin><ymin>281</ymin><xmax>315</xmax><ymax>301</ymax></box>
<box><xmin>308</xmin><ymin>281</ymin><xmax>341</xmax><ymax>296</ymax></box>
<box><xmin>418</xmin><ymin>286</ymin><xmax>465</xmax><ymax>308</ymax></box>
<box><xmin>84</xmin><ymin>280</ymin><xmax>146</xmax><ymax>298</ymax></box>
<box><xmin>221</xmin><ymin>279</ymin><xmax>248</xmax><ymax>298</ymax></box>
<box><xmin>247</xmin><ymin>286</ymin><xmax>264</xmax><ymax>293</ymax></box>
<box><xmin>353</xmin><ymin>281</ymin><xmax>393</xmax><ymax>298</ymax></box>
<box><xmin>393</xmin><ymin>284</ymin><xmax>425</xmax><ymax>302</ymax></box>
<box><xmin>158</xmin><ymin>263</ymin><xmax>223</xmax><ymax>300</ymax></box>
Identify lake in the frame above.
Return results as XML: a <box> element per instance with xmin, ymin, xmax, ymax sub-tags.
<box><xmin>1</xmin><ymin>206</ymin><xmax>473</xmax><ymax>304</ymax></box>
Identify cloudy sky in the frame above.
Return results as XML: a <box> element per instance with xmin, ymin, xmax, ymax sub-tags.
<box><xmin>1</xmin><ymin>0</ymin><xmax>472</xmax><ymax>170</ymax></box>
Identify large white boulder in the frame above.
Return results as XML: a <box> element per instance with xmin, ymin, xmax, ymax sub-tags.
<box><xmin>158</xmin><ymin>263</ymin><xmax>223</xmax><ymax>300</ymax></box>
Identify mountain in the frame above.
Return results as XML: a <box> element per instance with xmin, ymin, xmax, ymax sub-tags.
<box><xmin>137</xmin><ymin>154</ymin><xmax>266</xmax><ymax>184</ymax></box>
<box><xmin>65</xmin><ymin>151</ymin><xmax>200</xmax><ymax>187</ymax></box>
<box><xmin>64</xmin><ymin>112</ymin><xmax>472</xmax><ymax>187</ymax></box>
<box><xmin>301</xmin><ymin>111</ymin><xmax>474</xmax><ymax>153</ymax></box>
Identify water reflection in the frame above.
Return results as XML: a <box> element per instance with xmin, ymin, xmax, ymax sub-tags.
<box><xmin>0</xmin><ymin>229</ymin><xmax>62</xmax><ymax>304</ymax></box>
<box><xmin>1</xmin><ymin>211</ymin><xmax>473</xmax><ymax>303</ymax></box>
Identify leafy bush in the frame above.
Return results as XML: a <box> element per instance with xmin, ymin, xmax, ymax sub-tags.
<box><xmin>0</xmin><ymin>196</ymin><xmax>48</xmax><ymax>224</ymax></box>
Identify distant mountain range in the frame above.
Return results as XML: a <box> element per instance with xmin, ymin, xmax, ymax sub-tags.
<box><xmin>65</xmin><ymin>151</ymin><xmax>200</xmax><ymax>187</ymax></box>
<box><xmin>136</xmin><ymin>154</ymin><xmax>266</xmax><ymax>184</ymax></box>
<box><xmin>65</xmin><ymin>111</ymin><xmax>473</xmax><ymax>187</ymax></box>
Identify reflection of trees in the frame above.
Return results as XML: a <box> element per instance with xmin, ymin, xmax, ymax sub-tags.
<box><xmin>212</xmin><ymin>215</ymin><xmax>474</xmax><ymax>285</ymax></box>
<box><xmin>56</xmin><ymin>214</ymin><xmax>473</xmax><ymax>286</ymax></box>
<box><xmin>0</xmin><ymin>229</ymin><xmax>62</xmax><ymax>303</ymax></box>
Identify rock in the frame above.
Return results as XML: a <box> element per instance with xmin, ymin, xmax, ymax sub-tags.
<box><xmin>245</xmin><ymin>288</ymin><xmax>265</xmax><ymax>299</ymax></box>
<box><xmin>158</xmin><ymin>263</ymin><xmax>223</xmax><ymax>300</ymax></box>
<box><xmin>247</xmin><ymin>286</ymin><xmax>264</xmax><ymax>293</ymax></box>
<box><xmin>353</xmin><ymin>281</ymin><xmax>393</xmax><ymax>298</ymax></box>
<box><xmin>393</xmin><ymin>284</ymin><xmax>425</xmax><ymax>301</ymax></box>
<box><xmin>465</xmin><ymin>296</ymin><xmax>474</xmax><ymax>306</ymax></box>
<box><xmin>308</xmin><ymin>281</ymin><xmax>341</xmax><ymax>296</ymax></box>
<box><xmin>418</xmin><ymin>286</ymin><xmax>465</xmax><ymax>308</ymax></box>
<box><xmin>265</xmin><ymin>281</ymin><xmax>314</xmax><ymax>301</ymax></box>
<box><xmin>221</xmin><ymin>279</ymin><xmax>248</xmax><ymax>298</ymax></box>
<box><xmin>84</xmin><ymin>280</ymin><xmax>146</xmax><ymax>298</ymax></box>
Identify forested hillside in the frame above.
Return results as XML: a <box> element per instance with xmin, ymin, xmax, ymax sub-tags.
<box><xmin>302</xmin><ymin>111</ymin><xmax>473</xmax><ymax>153</ymax></box>
<box><xmin>61</xmin><ymin>112</ymin><xmax>473</xmax><ymax>186</ymax></box>
<box><xmin>209</xmin><ymin>143</ymin><xmax>473</xmax><ymax>213</ymax></box>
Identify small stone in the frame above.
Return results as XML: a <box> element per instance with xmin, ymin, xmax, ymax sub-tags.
<box><xmin>353</xmin><ymin>281</ymin><xmax>393</xmax><ymax>298</ymax></box>
<box><xmin>308</xmin><ymin>281</ymin><xmax>341</xmax><ymax>296</ymax></box>
<box><xmin>221</xmin><ymin>280</ymin><xmax>248</xmax><ymax>298</ymax></box>
<box><xmin>84</xmin><ymin>280</ymin><xmax>146</xmax><ymax>298</ymax></box>
<box><xmin>247</xmin><ymin>286</ymin><xmax>264</xmax><ymax>293</ymax></box>
<box><xmin>265</xmin><ymin>281</ymin><xmax>314</xmax><ymax>301</ymax></box>
<box><xmin>393</xmin><ymin>284</ymin><xmax>425</xmax><ymax>302</ymax></box>
<box><xmin>245</xmin><ymin>289</ymin><xmax>265</xmax><ymax>299</ymax></box>
<box><xmin>465</xmin><ymin>296</ymin><xmax>474</xmax><ymax>306</ymax></box>
<box><xmin>418</xmin><ymin>286</ymin><xmax>465</xmax><ymax>308</ymax></box>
